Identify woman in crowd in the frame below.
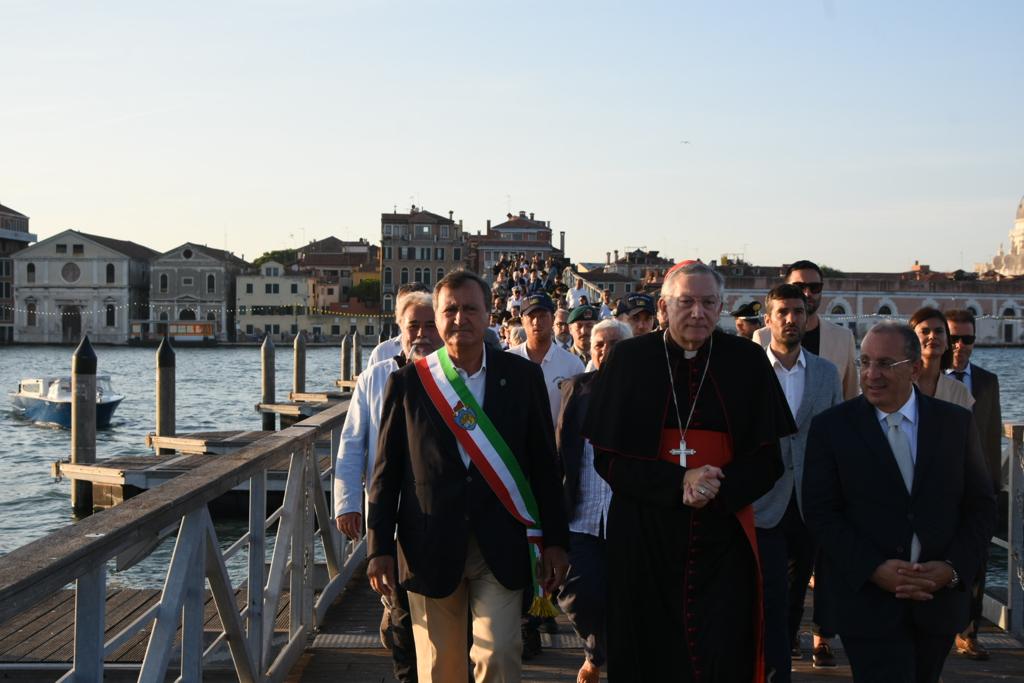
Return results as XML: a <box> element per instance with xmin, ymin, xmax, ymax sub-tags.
<box><xmin>908</xmin><ymin>307</ymin><xmax>974</xmax><ymax>410</ymax></box>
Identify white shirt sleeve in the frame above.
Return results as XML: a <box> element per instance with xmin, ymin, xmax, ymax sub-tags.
<box><xmin>333</xmin><ymin>368</ymin><xmax>373</xmax><ymax>517</ymax></box>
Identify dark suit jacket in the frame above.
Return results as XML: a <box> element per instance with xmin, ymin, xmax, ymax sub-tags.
<box><xmin>802</xmin><ymin>390</ymin><xmax>996</xmax><ymax>637</ymax></box>
<box><xmin>969</xmin><ymin>363</ymin><xmax>1002</xmax><ymax>492</ymax></box>
<box><xmin>367</xmin><ymin>346</ymin><xmax>570</xmax><ymax>598</ymax></box>
<box><xmin>555</xmin><ymin>371</ymin><xmax>596</xmax><ymax>515</ymax></box>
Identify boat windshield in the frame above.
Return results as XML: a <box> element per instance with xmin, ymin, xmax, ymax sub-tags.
<box><xmin>47</xmin><ymin>379</ymin><xmax>71</xmax><ymax>400</ymax></box>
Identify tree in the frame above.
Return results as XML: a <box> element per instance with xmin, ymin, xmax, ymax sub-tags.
<box><xmin>253</xmin><ymin>249</ymin><xmax>297</xmax><ymax>268</ymax></box>
<box><xmin>820</xmin><ymin>264</ymin><xmax>845</xmax><ymax>278</ymax></box>
<box><xmin>350</xmin><ymin>278</ymin><xmax>381</xmax><ymax>304</ymax></box>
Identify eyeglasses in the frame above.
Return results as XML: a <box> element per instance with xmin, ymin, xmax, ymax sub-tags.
<box><xmin>855</xmin><ymin>358</ymin><xmax>912</xmax><ymax>372</ymax></box>
<box><xmin>790</xmin><ymin>282</ymin><xmax>823</xmax><ymax>294</ymax></box>
<box><xmin>668</xmin><ymin>296</ymin><xmax>721</xmax><ymax>311</ymax></box>
<box><xmin>949</xmin><ymin>334</ymin><xmax>976</xmax><ymax>345</ymax></box>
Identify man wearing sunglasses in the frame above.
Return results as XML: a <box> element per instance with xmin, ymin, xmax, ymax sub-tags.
<box><xmin>757</xmin><ymin>260</ymin><xmax>858</xmax><ymax>402</ymax></box>
<box><xmin>945</xmin><ymin>309</ymin><xmax>1002</xmax><ymax>662</ymax></box>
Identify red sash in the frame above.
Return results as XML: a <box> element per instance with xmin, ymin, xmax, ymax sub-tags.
<box><xmin>658</xmin><ymin>428</ymin><xmax>765</xmax><ymax>683</ymax></box>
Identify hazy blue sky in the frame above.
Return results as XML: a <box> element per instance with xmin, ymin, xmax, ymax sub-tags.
<box><xmin>2</xmin><ymin>1</ymin><xmax>1021</xmax><ymax>272</ymax></box>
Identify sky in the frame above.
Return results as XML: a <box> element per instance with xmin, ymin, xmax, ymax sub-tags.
<box><xmin>2</xmin><ymin>0</ymin><xmax>1022</xmax><ymax>272</ymax></box>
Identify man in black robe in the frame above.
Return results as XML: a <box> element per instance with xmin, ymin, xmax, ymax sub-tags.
<box><xmin>584</xmin><ymin>260</ymin><xmax>795</xmax><ymax>682</ymax></box>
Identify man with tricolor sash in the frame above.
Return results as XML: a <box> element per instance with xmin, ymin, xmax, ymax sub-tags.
<box><xmin>583</xmin><ymin>260</ymin><xmax>795</xmax><ymax>682</ymax></box>
<box><xmin>367</xmin><ymin>269</ymin><xmax>570</xmax><ymax>683</ymax></box>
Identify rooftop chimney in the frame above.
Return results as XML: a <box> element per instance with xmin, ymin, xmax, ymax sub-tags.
<box><xmin>519</xmin><ymin>210</ymin><xmax>527</xmax><ymax>218</ymax></box>
<box><xmin>606</xmin><ymin>252</ymin><xmax>611</xmax><ymax>265</ymax></box>
<box><xmin>507</xmin><ymin>213</ymin><xmax>513</xmax><ymax>220</ymax></box>
<box><xmin>614</xmin><ymin>249</ymin><xmax>619</xmax><ymax>262</ymax></box>
<box><xmin>487</xmin><ymin>219</ymin><xmax>491</xmax><ymax>230</ymax></box>
<box><xmin>448</xmin><ymin>210</ymin><xmax>454</xmax><ymax>221</ymax></box>
<box><xmin>560</xmin><ymin>231</ymin><xmax>565</xmax><ymax>253</ymax></box>
<box><xmin>529</xmin><ymin>212</ymin><xmax>535</xmax><ymax>221</ymax></box>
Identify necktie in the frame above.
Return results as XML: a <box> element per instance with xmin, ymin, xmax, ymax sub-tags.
<box><xmin>886</xmin><ymin>412</ymin><xmax>921</xmax><ymax>562</ymax></box>
<box><xmin>952</xmin><ymin>371</ymin><xmax>966</xmax><ymax>382</ymax></box>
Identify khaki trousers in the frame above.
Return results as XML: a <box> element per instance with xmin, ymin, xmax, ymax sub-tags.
<box><xmin>408</xmin><ymin>536</ymin><xmax>524</xmax><ymax>683</ymax></box>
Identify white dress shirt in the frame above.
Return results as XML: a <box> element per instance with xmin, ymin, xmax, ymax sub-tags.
<box><xmin>570</xmin><ymin>440</ymin><xmax>612</xmax><ymax>538</ymax></box>
<box><xmin>368</xmin><ymin>335</ymin><xmax>402</xmax><ymax>365</ymax></box>
<box><xmin>767</xmin><ymin>346</ymin><xmax>806</xmax><ymax>419</ymax></box>
<box><xmin>452</xmin><ymin>350</ymin><xmax>487</xmax><ymax>468</ymax></box>
<box><xmin>507</xmin><ymin>341</ymin><xmax>585</xmax><ymax>427</ymax></box>
<box><xmin>875</xmin><ymin>390</ymin><xmax>919</xmax><ymax>464</ymax></box>
<box><xmin>566</xmin><ymin>287</ymin><xmax>587</xmax><ymax>309</ymax></box>
<box><xmin>333</xmin><ymin>358</ymin><xmax>399</xmax><ymax>517</ymax></box>
<box><xmin>946</xmin><ymin>364</ymin><xmax>973</xmax><ymax>394</ymax></box>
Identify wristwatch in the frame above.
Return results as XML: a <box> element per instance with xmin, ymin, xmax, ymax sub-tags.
<box><xmin>943</xmin><ymin>561</ymin><xmax>960</xmax><ymax>589</ymax></box>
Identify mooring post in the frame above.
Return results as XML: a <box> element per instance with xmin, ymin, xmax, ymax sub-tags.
<box><xmin>155</xmin><ymin>336</ymin><xmax>175</xmax><ymax>454</ymax></box>
<box><xmin>351</xmin><ymin>330</ymin><xmax>362</xmax><ymax>377</ymax></box>
<box><xmin>71</xmin><ymin>336</ymin><xmax>97</xmax><ymax>515</ymax></box>
<box><xmin>340</xmin><ymin>334</ymin><xmax>352</xmax><ymax>383</ymax></box>
<box><xmin>293</xmin><ymin>331</ymin><xmax>306</xmax><ymax>395</ymax></box>
<box><xmin>261</xmin><ymin>335</ymin><xmax>276</xmax><ymax>431</ymax></box>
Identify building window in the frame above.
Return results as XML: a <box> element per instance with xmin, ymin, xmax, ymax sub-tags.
<box><xmin>401</xmin><ymin>267</ymin><xmax>409</xmax><ymax>285</ymax></box>
<box><xmin>419</xmin><ymin>247</ymin><xmax>431</xmax><ymax>260</ymax></box>
<box><xmin>159</xmin><ymin>312</ymin><xmax>169</xmax><ymax>321</ymax></box>
<box><xmin>207</xmin><ymin>311</ymin><xmax>216</xmax><ymax>320</ymax></box>
<box><xmin>290</xmin><ymin>283</ymin><xmax>298</xmax><ymax>294</ymax></box>
<box><xmin>26</xmin><ymin>302</ymin><xmax>36</xmax><ymax>326</ymax></box>
<box><xmin>182</xmin><ymin>277</ymin><xmax>193</xmax><ymax>287</ymax></box>
<box><xmin>878</xmin><ymin>305</ymin><xmax>892</xmax><ymax>315</ymax></box>
<box><xmin>331</xmin><ymin>324</ymin><xmax>340</xmax><ymax>335</ymax></box>
<box><xmin>423</xmin><ymin>269</ymin><xmax>431</xmax><ymax>286</ymax></box>
<box><xmin>364</xmin><ymin>324</ymin><xmax>374</xmax><ymax>335</ymax></box>
<box><xmin>73</xmin><ymin>244</ymin><xmax>84</xmax><ymax>255</ymax></box>
<box><xmin>383</xmin><ymin>246</ymin><xmax>392</xmax><ymax>260</ymax></box>
<box><xmin>435</xmin><ymin>247</ymin><xmax>445</xmax><ymax>260</ymax></box>
<box><xmin>105</xmin><ymin>305</ymin><xmax>115</xmax><ymax>327</ymax></box>
<box><xmin>383</xmin><ymin>224</ymin><xmax>393</xmax><ymax>236</ymax></box>
<box><xmin>383</xmin><ymin>294</ymin><xmax>394</xmax><ymax>312</ymax></box>
<box><xmin>414</xmin><ymin>268</ymin><xmax>422</xmax><ymax>283</ymax></box>
<box><xmin>441</xmin><ymin>225</ymin><xmax>450</xmax><ymax>238</ymax></box>
<box><xmin>453</xmin><ymin>248</ymin><xmax>462</xmax><ymax>262</ymax></box>
<box><xmin>26</xmin><ymin>263</ymin><xmax>35</xmax><ymax>283</ymax></box>
<box><xmin>56</xmin><ymin>244</ymin><xmax>67</xmax><ymax>254</ymax></box>
<box><xmin>246</xmin><ymin>283</ymin><xmax>253</xmax><ymax>294</ymax></box>
<box><xmin>246</xmin><ymin>324</ymin><xmax>254</xmax><ymax>335</ymax></box>
<box><xmin>437</xmin><ymin>268</ymin><xmax>444</xmax><ymax>282</ymax></box>
<box><xmin>327</xmin><ymin>287</ymin><xmax>334</xmax><ymax>296</ymax></box>
<box><xmin>207</xmin><ymin>274</ymin><xmax>215</xmax><ymax>293</ymax></box>
<box><xmin>183</xmin><ymin>248</ymin><xmax>193</xmax><ymax>259</ymax></box>
<box><xmin>967</xmin><ymin>305</ymin><xmax>980</xmax><ymax>316</ymax></box>
<box><xmin>625</xmin><ymin>284</ymin><xmax>632</xmax><ymax>293</ymax></box>
<box><xmin>1003</xmin><ymin>307</ymin><xmax>1016</xmax><ymax>317</ymax></box>
<box><xmin>105</xmin><ymin>263</ymin><xmax>115</xmax><ymax>283</ymax></box>
<box><xmin>159</xmin><ymin>273</ymin><xmax>169</xmax><ymax>292</ymax></box>
<box><xmin>265</xmin><ymin>283</ymin><xmax>273</xmax><ymax>294</ymax></box>
<box><xmin>831</xmin><ymin>304</ymin><xmax>847</xmax><ymax>315</ymax></box>
<box><xmin>290</xmin><ymin>324</ymin><xmax>299</xmax><ymax>335</ymax></box>
<box><xmin>239</xmin><ymin>305</ymin><xmax>247</xmax><ymax>315</ymax></box>
<box><xmin>418</xmin><ymin>224</ymin><xmax>431</xmax><ymax>236</ymax></box>
<box><xmin>384</xmin><ymin>267</ymin><xmax>393</xmax><ymax>286</ymax></box>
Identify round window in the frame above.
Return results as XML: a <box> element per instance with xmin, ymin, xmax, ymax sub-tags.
<box><xmin>183</xmin><ymin>248</ymin><xmax>193</xmax><ymax>259</ymax></box>
<box><xmin>61</xmin><ymin>262</ymin><xmax>81</xmax><ymax>282</ymax></box>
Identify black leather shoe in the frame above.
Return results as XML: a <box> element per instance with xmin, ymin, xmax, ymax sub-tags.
<box><xmin>522</xmin><ymin>623</ymin><xmax>542</xmax><ymax>660</ymax></box>
<box><xmin>812</xmin><ymin>642</ymin><xmax>836</xmax><ymax>668</ymax></box>
<box><xmin>956</xmin><ymin>635</ymin><xmax>990</xmax><ymax>661</ymax></box>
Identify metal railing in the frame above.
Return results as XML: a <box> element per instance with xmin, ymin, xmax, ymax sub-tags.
<box><xmin>0</xmin><ymin>400</ymin><xmax>362</xmax><ymax>682</ymax></box>
<box><xmin>985</xmin><ymin>423</ymin><xmax>1024</xmax><ymax>638</ymax></box>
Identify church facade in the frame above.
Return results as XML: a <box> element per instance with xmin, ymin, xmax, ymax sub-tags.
<box><xmin>976</xmin><ymin>196</ymin><xmax>1024</xmax><ymax>278</ymax></box>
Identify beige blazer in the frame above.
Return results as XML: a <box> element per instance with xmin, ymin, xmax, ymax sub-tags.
<box><xmin>755</xmin><ymin>317</ymin><xmax>859</xmax><ymax>400</ymax></box>
<box><xmin>928</xmin><ymin>373</ymin><xmax>975</xmax><ymax>410</ymax></box>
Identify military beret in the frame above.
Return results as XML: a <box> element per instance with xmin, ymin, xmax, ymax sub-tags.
<box><xmin>568</xmin><ymin>305</ymin><xmax>599</xmax><ymax>324</ymax></box>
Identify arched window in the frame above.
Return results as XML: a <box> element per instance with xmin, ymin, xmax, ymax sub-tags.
<box><xmin>105</xmin><ymin>264</ymin><xmax>115</xmax><ymax>284</ymax></box>
<box><xmin>877</xmin><ymin>305</ymin><xmax>892</xmax><ymax>316</ymax></box>
<box><xmin>437</xmin><ymin>268</ymin><xmax>444</xmax><ymax>282</ymax></box>
<box><xmin>26</xmin><ymin>263</ymin><xmax>35</xmax><ymax>283</ymax></box>
<box><xmin>159</xmin><ymin>311</ymin><xmax>169</xmax><ymax>321</ymax></box>
<box><xmin>383</xmin><ymin>294</ymin><xmax>394</xmax><ymax>313</ymax></box>
<box><xmin>1003</xmin><ymin>307</ymin><xmax>1016</xmax><ymax>317</ymax></box>
<box><xmin>384</xmin><ymin>267</ymin><xmax>393</xmax><ymax>286</ymax></box>
<box><xmin>414</xmin><ymin>268</ymin><xmax>422</xmax><ymax>283</ymax></box>
<box><xmin>159</xmin><ymin>273</ymin><xmax>169</xmax><ymax>293</ymax></box>
<box><xmin>26</xmin><ymin>302</ymin><xmax>36</xmax><ymax>326</ymax></box>
<box><xmin>400</xmin><ymin>267</ymin><xmax>409</xmax><ymax>285</ymax></box>
<box><xmin>179</xmin><ymin>309</ymin><xmax>197</xmax><ymax>321</ymax></box>
<box><xmin>967</xmin><ymin>305</ymin><xmax>980</xmax><ymax>316</ymax></box>
<box><xmin>831</xmin><ymin>304</ymin><xmax>847</xmax><ymax>315</ymax></box>
<box><xmin>206</xmin><ymin>311</ymin><xmax>217</xmax><ymax>320</ymax></box>
<box><xmin>423</xmin><ymin>269</ymin><xmax>431</xmax><ymax>286</ymax></box>
<box><xmin>207</xmin><ymin>274</ymin><xmax>216</xmax><ymax>293</ymax></box>
<box><xmin>105</xmin><ymin>304</ymin><xmax>115</xmax><ymax>327</ymax></box>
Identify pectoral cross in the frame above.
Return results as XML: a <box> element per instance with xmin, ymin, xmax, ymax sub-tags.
<box><xmin>670</xmin><ymin>440</ymin><xmax>696</xmax><ymax>467</ymax></box>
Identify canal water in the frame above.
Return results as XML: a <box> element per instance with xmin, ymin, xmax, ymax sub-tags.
<box><xmin>1</xmin><ymin>344</ymin><xmax>1021</xmax><ymax>589</ymax></box>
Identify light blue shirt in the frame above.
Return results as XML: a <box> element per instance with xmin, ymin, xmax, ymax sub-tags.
<box><xmin>875</xmin><ymin>389</ymin><xmax>919</xmax><ymax>464</ymax></box>
<box><xmin>946</xmin><ymin>365</ymin><xmax>973</xmax><ymax>394</ymax></box>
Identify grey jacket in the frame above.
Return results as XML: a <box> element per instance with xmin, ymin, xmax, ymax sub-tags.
<box><xmin>753</xmin><ymin>349</ymin><xmax>842</xmax><ymax>529</ymax></box>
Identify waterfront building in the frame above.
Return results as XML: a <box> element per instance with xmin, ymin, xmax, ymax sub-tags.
<box><xmin>722</xmin><ymin>261</ymin><xmax>1024</xmax><ymax>345</ymax></box>
<box><xmin>380</xmin><ymin>205</ymin><xmax>467</xmax><ymax>313</ymax></box>
<box><xmin>563</xmin><ymin>248</ymin><xmax>675</xmax><ymax>304</ymax></box>
<box><xmin>235</xmin><ymin>260</ymin><xmax>316</xmax><ymax>341</ymax></box>
<box><xmin>0</xmin><ymin>201</ymin><xmax>37</xmax><ymax>343</ymax></box>
<box><xmin>466</xmin><ymin>210</ymin><xmax>565</xmax><ymax>279</ymax></box>
<box><xmin>12</xmin><ymin>229</ymin><xmax>157</xmax><ymax>344</ymax></box>
<box><xmin>144</xmin><ymin>243</ymin><xmax>248</xmax><ymax>342</ymax></box>
<box><xmin>296</xmin><ymin>237</ymin><xmax>380</xmax><ymax>309</ymax></box>
<box><xmin>976</xmin><ymin>196</ymin><xmax>1024</xmax><ymax>277</ymax></box>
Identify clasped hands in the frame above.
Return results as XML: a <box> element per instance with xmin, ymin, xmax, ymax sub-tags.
<box><xmin>682</xmin><ymin>464</ymin><xmax>725</xmax><ymax>508</ymax></box>
<box><xmin>871</xmin><ymin>559</ymin><xmax>955</xmax><ymax>601</ymax></box>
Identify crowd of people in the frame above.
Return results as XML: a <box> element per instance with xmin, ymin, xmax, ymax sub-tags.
<box><xmin>332</xmin><ymin>257</ymin><xmax>1000</xmax><ymax>683</ymax></box>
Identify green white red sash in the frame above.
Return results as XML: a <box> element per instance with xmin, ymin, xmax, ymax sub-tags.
<box><xmin>414</xmin><ymin>347</ymin><xmax>546</xmax><ymax>595</ymax></box>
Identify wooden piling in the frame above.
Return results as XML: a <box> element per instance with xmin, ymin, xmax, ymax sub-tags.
<box><xmin>340</xmin><ymin>335</ymin><xmax>352</xmax><ymax>383</ymax></box>
<box><xmin>71</xmin><ymin>336</ymin><xmax>97</xmax><ymax>515</ymax></box>
<box><xmin>155</xmin><ymin>336</ymin><xmax>175</xmax><ymax>455</ymax></box>
<box><xmin>261</xmin><ymin>335</ymin><xmax>276</xmax><ymax>431</ymax></box>
<box><xmin>293</xmin><ymin>331</ymin><xmax>306</xmax><ymax>394</ymax></box>
<box><xmin>351</xmin><ymin>330</ymin><xmax>362</xmax><ymax>377</ymax></box>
